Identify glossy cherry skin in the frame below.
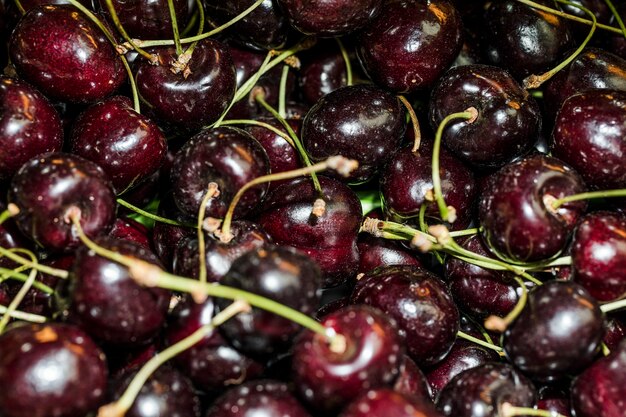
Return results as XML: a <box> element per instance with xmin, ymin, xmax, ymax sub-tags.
<box><xmin>552</xmin><ymin>90</ymin><xmax>626</xmax><ymax>190</ymax></box>
<box><xmin>0</xmin><ymin>323</ymin><xmax>108</xmax><ymax>417</ymax></box>
<box><xmin>571</xmin><ymin>339</ymin><xmax>626</xmax><ymax>417</ymax></box>
<box><xmin>109</xmin><ymin>216</ymin><xmax>152</xmax><ymax>249</ymax></box>
<box><xmin>69</xmin><ymin>236</ymin><xmax>171</xmax><ymax>346</ymax></box>
<box><xmin>257</xmin><ymin>175</ymin><xmax>362</xmax><ymax>287</ymax></box>
<box><xmin>205</xmin><ymin>380</ymin><xmax>312</xmax><ymax>417</ymax></box>
<box><xmin>425</xmin><ymin>339</ymin><xmax>499</xmax><ymax>399</ymax></box>
<box><xmin>204</xmin><ymin>0</ymin><xmax>289</xmax><ymax>50</ymax></box>
<box><xmin>393</xmin><ymin>355</ymin><xmax>432</xmax><ymax>402</ymax></box>
<box><xmin>430</xmin><ymin>64</ymin><xmax>541</xmax><ymax>169</ymax></box>
<box><xmin>10</xmin><ymin>5</ymin><xmax>126</xmax><ymax>103</ymax></box>
<box><xmin>436</xmin><ymin>363</ymin><xmax>537</xmax><ymax>417</ymax></box>
<box><xmin>380</xmin><ymin>142</ymin><xmax>476</xmax><ymax>228</ymax></box>
<box><xmin>299</xmin><ymin>40</ymin><xmax>348</xmax><ymax>105</ymax></box>
<box><xmin>572</xmin><ymin>211</ymin><xmax>626</xmax><ymax>302</ymax></box>
<box><xmin>135</xmin><ymin>39</ymin><xmax>236</xmax><ymax>131</ymax></box>
<box><xmin>70</xmin><ymin>96</ymin><xmax>167</xmax><ymax>194</ymax></box>
<box><xmin>482</xmin><ymin>0</ymin><xmax>573</xmax><ymax>80</ymax></box>
<box><xmin>170</xmin><ymin>127</ymin><xmax>270</xmax><ymax>218</ymax></box>
<box><xmin>340</xmin><ymin>389</ymin><xmax>443</xmax><ymax>417</ymax></box>
<box><xmin>0</xmin><ymin>201</ymin><xmax>32</xmax><ymax>270</ymax></box>
<box><xmin>302</xmin><ymin>84</ymin><xmax>405</xmax><ymax>183</ymax></box>
<box><xmin>164</xmin><ymin>295</ymin><xmax>264</xmax><ymax>393</ymax></box>
<box><xmin>357</xmin><ymin>0</ymin><xmax>462</xmax><ymax>93</ymax></box>
<box><xmin>292</xmin><ymin>305</ymin><xmax>403</xmax><ymax>413</ymax></box>
<box><xmin>278</xmin><ymin>0</ymin><xmax>381</xmax><ymax>36</ymax></box>
<box><xmin>151</xmin><ymin>192</ymin><xmax>195</xmax><ymax>270</ymax></box>
<box><xmin>357</xmin><ymin>233</ymin><xmax>422</xmax><ymax>275</ymax></box>
<box><xmin>537</xmin><ymin>386</ymin><xmax>572</xmax><ymax>417</ymax></box>
<box><xmin>217</xmin><ymin>245</ymin><xmax>323</xmax><ymax>357</ymax></box>
<box><xmin>0</xmin><ymin>77</ymin><xmax>63</xmax><ymax>182</ymax></box>
<box><xmin>478</xmin><ymin>154</ymin><xmax>587</xmax><ymax>263</ymax></box>
<box><xmin>8</xmin><ymin>152</ymin><xmax>117</xmax><ymax>252</ymax></box>
<box><xmin>99</xmin><ymin>0</ymin><xmax>188</xmax><ymax>40</ymax></box>
<box><xmin>351</xmin><ymin>265</ymin><xmax>459</xmax><ymax>367</ymax></box>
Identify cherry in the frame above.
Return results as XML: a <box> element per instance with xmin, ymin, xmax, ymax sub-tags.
<box><xmin>571</xmin><ymin>211</ymin><xmax>626</xmax><ymax>302</ymax></box>
<box><xmin>0</xmin><ymin>76</ymin><xmax>63</xmax><ymax>182</ymax></box>
<box><xmin>302</xmin><ymin>84</ymin><xmax>405</xmax><ymax>184</ymax></box>
<box><xmin>604</xmin><ymin>315</ymin><xmax>626</xmax><ymax>351</ymax></box>
<box><xmin>478</xmin><ymin>154</ymin><xmax>587</xmax><ymax>263</ymax></box>
<box><xmin>205</xmin><ymin>380</ymin><xmax>312</xmax><ymax>417</ymax></box>
<box><xmin>69</xmin><ymin>95</ymin><xmax>168</xmax><ymax>194</ymax></box>
<box><xmin>278</xmin><ymin>0</ymin><xmax>382</xmax><ymax>36</ymax></box>
<box><xmin>429</xmin><ymin>64</ymin><xmax>541</xmax><ymax>169</ymax></box>
<box><xmin>8</xmin><ymin>152</ymin><xmax>117</xmax><ymax>252</ymax></box>
<box><xmin>571</xmin><ymin>339</ymin><xmax>626</xmax><ymax>417</ymax></box>
<box><xmin>69</xmin><ymin>236</ymin><xmax>171</xmax><ymax>346</ymax></box>
<box><xmin>340</xmin><ymin>389</ymin><xmax>443</xmax><ymax>417</ymax></box>
<box><xmin>0</xmin><ymin>201</ymin><xmax>32</xmax><ymax>270</ymax></box>
<box><xmin>299</xmin><ymin>40</ymin><xmax>348</xmax><ymax>105</ymax></box>
<box><xmin>357</xmin><ymin>0</ymin><xmax>463</xmax><ymax>93</ymax></box>
<box><xmin>393</xmin><ymin>355</ymin><xmax>432</xmax><ymax>402</ymax></box>
<box><xmin>292</xmin><ymin>305</ymin><xmax>404</xmax><ymax>413</ymax></box>
<box><xmin>357</xmin><ymin>233</ymin><xmax>422</xmax><ymax>275</ymax></box>
<box><xmin>109</xmin><ymin>216</ymin><xmax>152</xmax><ymax>249</ymax></box>
<box><xmin>436</xmin><ymin>362</ymin><xmax>537</xmax><ymax>417</ymax></box>
<box><xmin>503</xmin><ymin>280</ymin><xmax>604</xmax><ymax>381</ymax></box>
<box><xmin>0</xmin><ymin>323</ymin><xmax>108</xmax><ymax>417</ymax></box>
<box><xmin>151</xmin><ymin>192</ymin><xmax>195</xmax><ymax>270</ymax></box>
<box><xmin>537</xmin><ymin>385</ymin><xmax>572</xmax><ymax>417</ymax></box>
<box><xmin>135</xmin><ymin>38</ymin><xmax>236</xmax><ymax>131</ymax></box>
<box><xmin>9</xmin><ymin>5</ymin><xmax>126</xmax><ymax>103</ymax></box>
<box><xmin>351</xmin><ymin>265</ymin><xmax>459</xmax><ymax>367</ymax></box>
<box><xmin>552</xmin><ymin>90</ymin><xmax>626</xmax><ymax>190</ymax></box>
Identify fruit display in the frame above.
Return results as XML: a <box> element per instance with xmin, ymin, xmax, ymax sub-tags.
<box><xmin>1</xmin><ymin>1</ymin><xmax>626</xmax><ymax>417</ymax></box>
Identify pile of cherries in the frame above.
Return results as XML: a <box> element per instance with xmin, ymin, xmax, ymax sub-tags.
<box><xmin>1</xmin><ymin>0</ymin><xmax>626</xmax><ymax>416</ymax></box>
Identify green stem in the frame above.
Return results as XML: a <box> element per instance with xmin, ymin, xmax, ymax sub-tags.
<box><xmin>552</xmin><ymin>189</ymin><xmax>626</xmax><ymax>209</ymax></box>
<box><xmin>0</xmin><ymin>247</ymin><xmax>68</xmax><ymax>278</ymax></box>
<box><xmin>180</xmin><ymin>7</ymin><xmax>199</xmax><ymax>37</ymax></box>
<box><xmin>13</xmin><ymin>0</ymin><xmax>25</xmax><ymax>15</ymax></box>
<box><xmin>167</xmin><ymin>0</ymin><xmax>183</xmax><ymax>56</ymax></box>
<box><xmin>0</xmin><ymin>251</ymin><xmax>38</xmax><ymax>333</ymax></box>
<box><xmin>219</xmin><ymin>119</ymin><xmax>295</xmax><ymax>147</ymax></box>
<box><xmin>335</xmin><ymin>37</ymin><xmax>353</xmax><ymax>86</ymax></box>
<box><xmin>0</xmin><ymin>209</ymin><xmax>12</xmax><ymax>226</ymax></box>
<box><xmin>398</xmin><ymin>95</ymin><xmax>421</xmax><ymax>152</ymax></box>
<box><xmin>604</xmin><ymin>0</ymin><xmax>626</xmax><ymax>39</ymax></box>
<box><xmin>449</xmin><ymin>228</ymin><xmax>480</xmax><ymax>237</ymax></box>
<box><xmin>102</xmin><ymin>0</ymin><xmax>155</xmax><ymax>62</ymax></box>
<box><xmin>457</xmin><ymin>330</ymin><xmax>504</xmax><ymax>355</ymax></box>
<box><xmin>278</xmin><ymin>65</ymin><xmax>289</xmax><ymax>118</ymax></box>
<box><xmin>523</xmin><ymin>0</ymin><xmax>597</xmax><ymax>89</ymax></box>
<box><xmin>601</xmin><ymin>298</ymin><xmax>626</xmax><ymax>313</ymax></box>
<box><xmin>117</xmin><ymin>198</ymin><xmax>194</xmax><ymax>228</ymax></box>
<box><xmin>0</xmin><ymin>303</ymin><xmax>47</xmax><ymax>323</ymax></box>
<box><xmin>500</xmin><ymin>403</ymin><xmax>568</xmax><ymax>417</ymax></box>
<box><xmin>0</xmin><ymin>267</ymin><xmax>54</xmax><ymax>294</ymax></box>
<box><xmin>197</xmin><ymin>184</ymin><xmax>219</xmax><ymax>286</ymax></box>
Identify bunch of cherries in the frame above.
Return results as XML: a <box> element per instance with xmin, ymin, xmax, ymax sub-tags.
<box><xmin>0</xmin><ymin>0</ymin><xmax>626</xmax><ymax>416</ymax></box>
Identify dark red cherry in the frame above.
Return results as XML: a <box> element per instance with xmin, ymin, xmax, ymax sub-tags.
<box><xmin>552</xmin><ymin>90</ymin><xmax>626</xmax><ymax>190</ymax></box>
<box><xmin>340</xmin><ymin>389</ymin><xmax>443</xmax><ymax>417</ymax></box>
<box><xmin>8</xmin><ymin>152</ymin><xmax>116</xmax><ymax>252</ymax></box>
<box><xmin>135</xmin><ymin>39</ymin><xmax>236</xmax><ymax>131</ymax></box>
<box><xmin>151</xmin><ymin>193</ymin><xmax>195</xmax><ymax>271</ymax></box>
<box><xmin>572</xmin><ymin>211</ymin><xmax>626</xmax><ymax>302</ymax></box>
<box><xmin>111</xmin><ymin>366</ymin><xmax>200</xmax><ymax>417</ymax></box>
<box><xmin>109</xmin><ymin>216</ymin><xmax>151</xmax><ymax>249</ymax></box>
<box><xmin>429</xmin><ymin>64</ymin><xmax>541</xmax><ymax>169</ymax></box>
<box><xmin>217</xmin><ymin>245</ymin><xmax>323</xmax><ymax>356</ymax></box>
<box><xmin>0</xmin><ymin>323</ymin><xmax>107</xmax><ymax>417</ymax></box>
<box><xmin>292</xmin><ymin>305</ymin><xmax>404</xmax><ymax>413</ymax></box>
<box><xmin>603</xmin><ymin>315</ymin><xmax>626</xmax><ymax>351</ymax></box>
<box><xmin>357</xmin><ymin>233</ymin><xmax>422</xmax><ymax>275</ymax></box>
<box><xmin>299</xmin><ymin>40</ymin><xmax>348</xmax><ymax>105</ymax></box>
<box><xmin>571</xmin><ymin>339</ymin><xmax>626</xmax><ymax>417</ymax></box>
<box><xmin>436</xmin><ymin>363</ymin><xmax>537</xmax><ymax>417</ymax></box>
<box><xmin>278</xmin><ymin>0</ymin><xmax>381</xmax><ymax>36</ymax></box>
<box><xmin>98</xmin><ymin>0</ymin><xmax>188</xmax><ymax>40</ymax></box>
<box><xmin>503</xmin><ymin>281</ymin><xmax>604</xmax><ymax>381</ymax></box>
<box><xmin>0</xmin><ymin>201</ymin><xmax>32</xmax><ymax>270</ymax></box>
<box><xmin>70</xmin><ymin>95</ymin><xmax>167</xmax><ymax>194</ymax></box>
<box><xmin>478</xmin><ymin>154</ymin><xmax>587</xmax><ymax>263</ymax></box>
<box><xmin>482</xmin><ymin>0</ymin><xmax>573</xmax><ymax>80</ymax></box>
<box><xmin>537</xmin><ymin>385</ymin><xmax>572</xmax><ymax>417</ymax></box>
<box><xmin>164</xmin><ymin>295</ymin><xmax>264</xmax><ymax>393</ymax></box>
<box><xmin>9</xmin><ymin>5</ymin><xmax>126</xmax><ymax>103</ymax></box>
<box><xmin>351</xmin><ymin>265</ymin><xmax>459</xmax><ymax>367</ymax></box>
<box><xmin>69</xmin><ymin>236</ymin><xmax>171</xmax><ymax>346</ymax></box>
<box><xmin>393</xmin><ymin>355</ymin><xmax>432</xmax><ymax>402</ymax></box>
<box><xmin>357</xmin><ymin>0</ymin><xmax>462</xmax><ymax>93</ymax></box>
<box><xmin>170</xmin><ymin>127</ymin><xmax>270</xmax><ymax>218</ymax></box>
<box><xmin>302</xmin><ymin>84</ymin><xmax>405</xmax><ymax>183</ymax></box>
<box><xmin>205</xmin><ymin>380</ymin><xmax>312</xmax><ymax>417</ymax></box>
<box><xmin>0</xmin><ymin>77</ymin><xmax>63</xmax><ymax>182</ymax></box>
<box><xmin>257</xmin><ymin>175</ymin><xmax>362</xmax><ymax>287</ymax></box>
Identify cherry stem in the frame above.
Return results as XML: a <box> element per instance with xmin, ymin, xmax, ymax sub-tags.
<box><xmin>551</xmin><ymin>189</ymin><xmax>626</xmax><ymax>209</ymax></box>
<box><xmin>166</xmin><ymin>0</ymin><xmax>183</xmax><ymax>56</ymax></box>
<box><xmin>0</xmin><ymin>247</ymin><xmax>68</xmax><ymax>279</ymax></box>
<box><xmin>449</xmin><ymin>228</ymin><xmax>480</xmax><ymax>237</ymax></box>
<box><xmin>523</xmin><ymin>0</ymin><xmax>597</xmax><ymax>89</ymax></box>
<box><xmin>602</xmin><ymin>343</ymin><xmax>611</xmax><ymax>356</ymax></box>
<box><xmin>398</xmin><ymin>96</ymin><xmax>422</xmax><ymax>152</ymax></box>
<box><xmin>13</xmin><ymin>0</ymin><xmax>25</xmax><ymax>15</ymax></box>
<box><xmin>278</xmin><ymin>65</ymin><xmax>289</xmax><ymax>118</ymax></box>
<box><xmin>604</xmin><ymin>0</ymin><xmax>626</xmax><ymax>40</ymax></box>
<box><xmin>0</xmin><ymin>266</ymin><xmax>54</xmax><ymax>295</ymax></box>
<box><xmin>98</xmin><ymin>300</ymin><xmax>250</xmax><ymax>417</ymax></box>
<box><xmin>218</xmin><ymin>156</ymin><xmax>358</xmax><ymax>243</ymax></box>
<box><xmin>219</xmin><ymin>119</ymin><xmax>295</xmax><ymax>147</ymax></box>
<box><xmin>117</xmin><ymin>198</ymin><xmax>194</xmax><ymax>228</ymax></box>
<box><xmin>463</xmin><ymin>313</ymin><xmax>498</xmax><ymax>347</ymax></box>
<box><xmin>485</xmin><ymin>275</ymin><xmax>528</xmax><ymax>332</ymax></box>
<box><xmin>254</xmin><ymin>92</ymin><xmax>322</xmax><ymax>194</ymax></box>
<box><xmin>433</xmin><ymin>109</ymin><xmax>478</xmax><ymax>223</ymax></box>
<box><xmin>0</xmin><ymin>249</ymin><xmax>38</xmax><ymax>333</ymax></box>
<box><xmin>600</xmin><ymin>298</ymin><xmax>626</xmax><ymax>313</ymax></box>
<box><xmin>457</xmin><ymin>330</ymin><xmax>505</xmax><ymax>355</ymax></box>
<box><xmin>515</xmin><ymin>0</ymin><xmax>624</xmax><ymax>34</ymax></box>
<box><xmin>0</xmin><ymin>303</ymin><xmax>46</xmax><ymax>323</ymax></box>
<box><xmin>335</xmin><ymin>37</ymin><xmax>353</xmax><ymax>86</ymax></box>
<box><xmin>500</xmin><ymin>403</ymin><xmax>567</xmax><ymax>417</ymax></box>
<box><xmin>197</xmin><ymin>183</ymin><xmax>219</xmax><ymax>287</ymax></box>
<box><xmin>172</xmin><ymin>0</ymin><xmax>205</xmax><ymax>76</ymax></box>
<box><xmin>0</xmin><ymin>204</ymin><xmax>19</xmax><ymax>226</ymax></box>
<box><xmin>102</xmin><ymin>0</ymin><xmax>155</xmax><ymax>63</ymax></box>
<box><xmin>180</xmin><ymin>6</ymin><xmax>199</xmax><ymax>37</ymax></box>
